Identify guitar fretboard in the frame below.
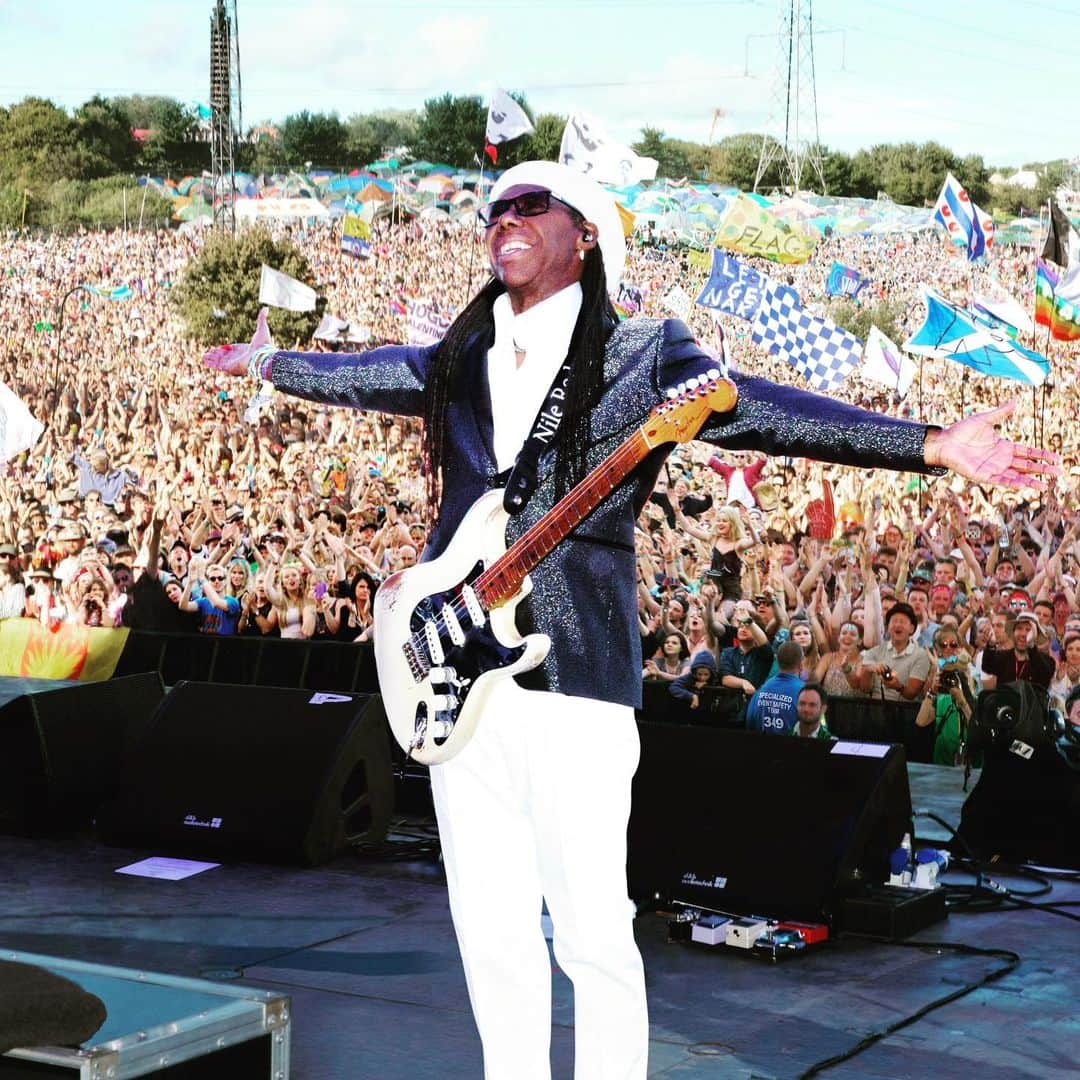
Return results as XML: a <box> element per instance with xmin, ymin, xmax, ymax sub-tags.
<box><xmin>473</xmin><ymin>430</ymin><xmax>651</xmax><ymax>609</ymax></box>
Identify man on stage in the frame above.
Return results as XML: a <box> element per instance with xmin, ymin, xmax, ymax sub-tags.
<box><xmin>205</xmin><ymin>160</ymin><xmax>1056</xmax><ymax>1079</ymax></box>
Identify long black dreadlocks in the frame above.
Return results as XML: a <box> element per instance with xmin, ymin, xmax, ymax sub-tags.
<box><xmin>422</xmin><ymin>246</ymin><xmax>618</xmax><ymax>515</ymax></box>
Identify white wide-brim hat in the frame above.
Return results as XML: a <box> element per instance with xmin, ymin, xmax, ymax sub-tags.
<box><xmin>488</xmin><ymin>160</ymin><xmax>626</xmax><ymax>286</ymax></box>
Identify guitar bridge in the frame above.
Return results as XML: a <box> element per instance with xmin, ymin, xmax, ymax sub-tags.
<box><xmin>402</xmin><ymin>639</ymin><xmax>426</xmax><ymax>683</ymax></box>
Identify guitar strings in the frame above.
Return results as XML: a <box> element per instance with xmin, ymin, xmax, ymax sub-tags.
<box><xmin>408</xmin><ymin>432</ymin><xmax>649</xmax><ymax>672</ymax></box>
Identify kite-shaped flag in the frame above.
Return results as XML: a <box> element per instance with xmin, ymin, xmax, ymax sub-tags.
<box><xmin>904</xmin><ymin>287</ymin><xmax>1049</xmax><ymax>385</ymax></box>
<box><xmin>933</xmin><ymin>173</ymin><xmax>994</xmax><ymax>261</ymax></box>
<box><xmin>862</xmin><ymin>325</ymin><xmax>915</xmax><ymax>398</ymax></box>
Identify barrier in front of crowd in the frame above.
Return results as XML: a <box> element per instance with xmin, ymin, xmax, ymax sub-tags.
<box><xmin>2</xmin><ymin>624</ymin><xmax>928</xmax><ymax>760</ymax></box>
<box><xmin>110</xmin><ymin>629</ymin><xmax>378</xmax><ymax>694</ymax></box>
<box><xmin>638</xmin><ymin>681</ymin><xmax>930</xmax><ymax>762</ymax></box>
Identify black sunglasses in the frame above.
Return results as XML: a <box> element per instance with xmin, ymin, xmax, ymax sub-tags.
<box><xmin>478</xmin><ymin>190</ymin><xmax>578</xmax><ymax>228</ymax></box>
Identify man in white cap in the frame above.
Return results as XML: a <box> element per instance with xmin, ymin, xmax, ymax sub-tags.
<box><xmin>205</xmin><ymin>161</ymin><xmax>1056</xmax><ymax>1078</ymax></box>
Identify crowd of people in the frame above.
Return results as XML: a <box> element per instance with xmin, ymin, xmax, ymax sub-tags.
<box><xmin>1</xmin><ymin>208</ymin><xmax>1078</xmax><ymax>764</ymax></box>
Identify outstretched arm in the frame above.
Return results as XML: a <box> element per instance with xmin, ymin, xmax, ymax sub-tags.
<box><xmin>204</xmin><ymin>307</ymin><xmax>434</xmax><ymax>418</ymax></box>
<box><xmin>659</xmin><ymin>320</ymin><xmax>1058</xmax><ymax>489</ymax></box>
<box><xmin>922</xmin><ymin>401</ymin><xmax>1059</xmax><ymax>490</ymax></box>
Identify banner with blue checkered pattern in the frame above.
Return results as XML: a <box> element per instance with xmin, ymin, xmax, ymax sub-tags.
<box><xmin>751</xmin><ymin>281</ymin><xmax>862</xmax><ymax>391</ymax></box>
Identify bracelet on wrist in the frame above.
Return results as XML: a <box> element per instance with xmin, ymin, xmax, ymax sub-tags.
<box><xmin>247</xmin><ymin>344</ymin><xmax>276</xmax><ymax>381</ymax></box>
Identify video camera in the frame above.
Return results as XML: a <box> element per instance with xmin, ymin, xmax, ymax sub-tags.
<box><xmin>968</xmin><ymin>681</ymin><xmax>1077</xmax><ymax>769</ymax></box>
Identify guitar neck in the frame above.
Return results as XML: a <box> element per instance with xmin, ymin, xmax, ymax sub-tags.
<box><xmin>475</xmin><ymin>429</ymin><xmax>652</xmax><ymax>609</ymax></box>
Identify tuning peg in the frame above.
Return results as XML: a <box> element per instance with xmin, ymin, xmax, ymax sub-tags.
<box><xmin>666</xmin><ymin>386</ymin><xmax>679</xmax><ymax>399</ymax></box>
<box><xmin>708</xmin><ymin>368</ymin><xmax>721</xmax><ymax>380</ymax></box>
<box><xmin>677</xmin><ymin>382</ymin><xmax>687</xmax><ymax>395</ymax></box>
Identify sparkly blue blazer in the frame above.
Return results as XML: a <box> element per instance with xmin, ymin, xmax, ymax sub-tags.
<box><xmin>269</xmin><ymin>318</ymin><xmax>937</xmax><ymax>709</ymax></box>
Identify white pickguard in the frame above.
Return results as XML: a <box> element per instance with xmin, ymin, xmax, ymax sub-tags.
<box><xmin>373</xmin><ymin>489</ymin><xmax>551</xmax><ymax>764</ymax></box>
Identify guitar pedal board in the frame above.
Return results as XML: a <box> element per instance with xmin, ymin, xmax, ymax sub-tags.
<box><xmin>668</xmin><ymin>908</ymin><xmax>829</xmax><ymax>963</ymax></box>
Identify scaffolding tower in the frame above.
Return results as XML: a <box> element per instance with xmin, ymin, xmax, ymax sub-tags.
<box><xmin>754</xmin><ymin>0</ymin><xmax>826</xmax><ymax>195</ymax></box>
<box><xmin>210</xmin><ymin>0</ymin><xmax>242</xmax><ymax>234</ymax></box>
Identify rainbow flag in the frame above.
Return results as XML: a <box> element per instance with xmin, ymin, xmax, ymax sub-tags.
<box><xmin>1035</xmin><ymin>259</ymin><xmax>1058</xmax><ymax>329</ymax></box>
<box><xmin>1052</xmin><ymin>294</ymin><xmax>1080</xmax><ymax>342</ymax></box>
<box><xmin>1036</xmin><ymin>258</ymin><xmax>1080</xmax><ymax>341</ymax></box>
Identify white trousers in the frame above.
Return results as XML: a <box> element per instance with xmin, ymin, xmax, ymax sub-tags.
<box><xmin>429</xmin><ymin>679</ymin><xmax>648</xmax><ymax>1080</ymax></box>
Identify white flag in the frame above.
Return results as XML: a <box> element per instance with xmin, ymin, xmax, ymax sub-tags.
<box><xmin>1055</xmin><ymin>223</ymin><xmax>1080</xmax><ymax>305</ymax></box>
<box><xmin>313</xmin><ymin>314</ymin><xmax>350</xmax><ymax>342</ymax></box>
<box><xmin>972</xmin><ymin>293</ymin><xmax>1034</xmax><ymax>336</ymax></box>
<box><xmin>486</xmin><ymin>90</ymin><xmax>534</xmax><ymax>146</ymax></box>
<box><xmin>663</xmin><ymin>285</ymin><xmax>692</xmax><ymax>322</ymax></box>
<box><xmin>559</xmin><ymin>112</ymin><xmax>657</xmax><ymax>186</ymax></box>
<box><xmin>0</xmin><ymin>379</ymin><xmax>44</xmax><ymax>462</ymax></box>
<box><xmin>258</xmin><ymin>264</ymin><xmax>317</xmax><ymax>312</ymax></box>
<box><xmin>862</xmin><ymin>325</ymin><xmax>915</xmax><ymax>399</ymax></box>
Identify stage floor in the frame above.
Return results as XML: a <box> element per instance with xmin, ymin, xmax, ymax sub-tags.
<box><xmin>0</xmin><ymin>763</ymin><xmax>1076</xmax><ymax>1079</ymax></box>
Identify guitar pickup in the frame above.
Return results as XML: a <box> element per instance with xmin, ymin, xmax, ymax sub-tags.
<box><xmin>424</xmin><ymin>620</ymin><xmax>445</xmax><ymax>665</ymax></box>
<box><xmin>461</xmin><ymin>585</ymin><xmax>485</xmax><ymax>628</ymax></box>
<box><xmin>441</xmin><ymin>604</ymin><xmax>465</xmax><ymax>646</ymax></box>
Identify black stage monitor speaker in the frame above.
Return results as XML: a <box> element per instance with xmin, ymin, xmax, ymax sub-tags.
<box><xmin>0</xmin><ymin>673</ymin><xmax>165</xmax><ymax>833</ymax></box>
<box><xmin>629</xmin><ymin>724</ymin><xmax>912</xmax><ymax>923</ymax></box>
<box><xmin>957</xmin><ymin>746</ymin><xmax>1080</xmax><ymax>869</ymax></box>
<box><xmin>956</xmin><ymin>681</ymin><xmax>1080</xmax><ymax>869</ymax></box>
<box><xmin>97</xmin><ymin>682</ymin><xmax>394</xmax><ymax>865</ymax></box>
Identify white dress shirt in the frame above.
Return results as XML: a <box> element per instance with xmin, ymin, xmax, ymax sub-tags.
<box><xmin>488</xmin><ymin>283</ymin><xmax>582</xmax><ymax>471</ymax></box>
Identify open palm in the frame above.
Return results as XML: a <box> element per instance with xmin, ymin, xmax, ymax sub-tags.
<box><xmin>203</xmin><ymin>307</ymin><xmax>274</xmax><ymax>375</ymax></box>
<box><xmin>925</xmin><ymin>401</ymin><xmax>1060</xmax><ymax>490</ymax></box>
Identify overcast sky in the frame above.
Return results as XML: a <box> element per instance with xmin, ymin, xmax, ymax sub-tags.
<box><xmin>0</xmin><ymin>0</ymin><xmax>1074</xmax><ymax>168</ymax></box>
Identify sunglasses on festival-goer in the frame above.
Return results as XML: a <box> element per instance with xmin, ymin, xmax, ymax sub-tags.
<box><xmin>478</xmin><ymin>190</ymin><xmax>578</xmax><ymax>228</ymax></box>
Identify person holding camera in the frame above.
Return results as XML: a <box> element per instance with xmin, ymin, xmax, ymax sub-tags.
<box><xmin>73</xmin><ymin>575</ymin><xmax>115</xmax><ymax>628</ymax></box>
<box><xmin>856</xmin><ymin>601</ymin><xmax>932</xmax><ymax>701</ymax></box>
<box><xmin>916</xmin><ymin>626</ymin><xmax>976</xmax><ymax>765</ymax></box>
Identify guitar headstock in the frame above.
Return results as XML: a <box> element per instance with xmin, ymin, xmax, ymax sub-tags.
<box><xmin>641</xmin><ymin>371</ymin><xmax>738</xmax><ymax>449</ymax></box>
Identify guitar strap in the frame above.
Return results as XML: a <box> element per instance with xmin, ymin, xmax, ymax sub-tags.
<box><xmin>502</xmin><ymin>359</ymin><xmax>574</xmax><ymax>515</ymax></box>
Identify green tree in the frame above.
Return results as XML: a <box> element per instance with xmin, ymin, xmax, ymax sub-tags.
<box><xmin>0</xmin><ymin>185</ymin><xmax>28</xmax><ymax>228</ymax></box>
<box><xmin>280</xmin><ymin>111</ymin><xmax>349</xmax><ymax>169</ymax></box>
<box><xmin>956</xmin><ymin>153</ymin><xmax>990</xmax><ymax>205</ymax></box>
<box><xmin>345</xmin><ymin>115</ymin><xmax>385</xmax><ymax>169</ymax></box>
<box><xmin>827</xmin><ymin>297</ymin><xmax>906</xmax><ymax>345</ymax></box>
<box><xmin>413</xmin><ymin>93</ymin><xmax>486</xmax><ymax>167</ymax></box>
<box><xmin>241</xmin><ymin>126</ymin><xmax>288</xmax><ymax>175</ymax></box>
<box><xmin>170</xmin><ymin>227</ymin><xmax>323</xmax><ymax>346</ymax></box>
<box><xmin>708</xmin><ymin>133</ymin><xmax>780</xmax><ymax>190</ymax></box>
<box><xmin>74</xmin><ymin>95</ymin><xmax>137</xmax><ymax>177</ymax></box>
<box><xmin>0</xmin><ymin>97</ymin><xmax>83</xmax><ymax>188</ymax></box>
<box><xmin>136</xmin><ymin>98</ymin><xmax>205</xmax><ymax>174</ymax></box>
<box><xmin>344</xmin><ymin>108</ymin><xmax>423</xmax><ymax>167</ymax></box>
<box><xmin>521</xmin><ymin>113</ymin><xmax>565</xmax><ymax>162</ymax></box>
<box><xmin>632</xmin><ymin>127</ymin><xmax>693</xmax><ymax>181</ymax></box>
<box><xmin>110</xmin><ymin>95</ymin><xmax>180</xmax><ymax>131</ymax></box>
<box><xmin>667</xmin><ymin>138</ymin><xmax>710</xmax><ymax>179</ymax></box>
<box><xmin>78</xmin><ymin>176</ymin><xmax>172</xmax><ymax>229</ymax></box>
<box><xmin>819</xmin><ymin>146</ymin><xmax>853</xmax><ymax>196</ymax></box>
<box><xmin>850</xmin><ymin>143</ymin><xmax>892</xmax><ymax>199</ymax></box>
<box><xmin>1034</xmin><ymin>160</ymin><xmax>1068</xmax><ymax>207</ymax></box>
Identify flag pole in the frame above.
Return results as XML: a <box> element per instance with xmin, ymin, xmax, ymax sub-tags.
<box><xmin>465</xmin><ymin>150</ymin><xmax>485</xmax><ymax>307</ymax></box>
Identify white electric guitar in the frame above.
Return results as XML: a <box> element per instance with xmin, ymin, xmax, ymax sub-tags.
<box><xmin>374</xmin><ymin>373</ymin><xmax>738</xmax><ymax>764</ymax></box>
